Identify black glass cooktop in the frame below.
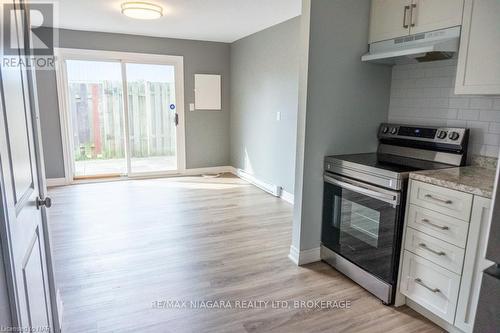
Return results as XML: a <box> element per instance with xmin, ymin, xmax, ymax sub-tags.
<box><xmin>326</xmin><ymin>152</ymin><xmax>455</xmax><ymax>174</ymax></box>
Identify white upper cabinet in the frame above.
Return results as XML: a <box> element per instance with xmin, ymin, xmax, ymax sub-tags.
<box><xmin>369</xmin><ymin>0</ymin><xmax>412</xmax><ymax>43</ymax></box>
<box><xmin>410</xmin><ymin>0</ymin><xmax>464</xmax><ymax>34</ymax></box>
<box><xmin>369</xmin><ymin>0</ymin><xmax>464</xmax><ymax>43</ymax></box>
<box><xmin>455</xmin><ymin>0</ymin><xmax>500</xmax><ymax>95</ymax></box>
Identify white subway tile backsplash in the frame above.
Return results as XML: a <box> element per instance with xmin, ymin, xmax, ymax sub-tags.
<box><xmin>424</xmin><ymin>66</ymin><xmax>456</xmax><ymax>78</ymax></box>
<box><xmin>408</xmin><ymin>69</ymin><xmax>426</xmax><ymax>79</ymax></box>
<box><xmin>470</xmin><ymin>98</ymin><xmax>494</xmax><ymax>110</ymax></box>
<box><xmin>449</xmin><ymin>97</ymin><xmax>470</xmax><ymax>109</ymax></box>
<box><xmin>406</xmin><ymin>88</ymin><xmax>425</xmax><ymax>98</ymax></box>
<box><xmin>388</xmin><ymin>60</ymin><xmax>500</xmax><ymax>157</ymax></box>
<box><xmin>493</xmin><ymin>99</ymin><xmax>500</xmax><ymax>110</ymax></box>
<box><xmin>427</xmin><ymin>98</ymin><xmax>449</xmax><ymax>108</ymax></box>
<box><xmin>446</xmin><ymin>120</ymin><xmax>467</xmax><ymax>127</ymax></box>
<box><xmin>479</xmin><ymin>110</ymin><xmax>500</xmax><ymax>122</ymax></box>
<box><xmin>482</xmin><ymin>133</ymin><xmax>500</xmax><ymax>146</ymax></box>
<box><xmin>489</xmin><ymin>122</ymin><xmax>500</xmax><ymax>133</ymax></box>
<box><xmin>467</xmin><ymin>121</ymin><xmax>490</xmax><ymax>132</ymax></box>
<box><xmin>457</xmin><ymin>109</ymin><xmax>480</xmax><ymax>121</ymax></box>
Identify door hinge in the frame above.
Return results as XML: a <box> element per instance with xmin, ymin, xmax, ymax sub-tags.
<box><xmin>175</xmin><ymin>113</ymin><xmax>179</xmax><ymax>126</ymax></box>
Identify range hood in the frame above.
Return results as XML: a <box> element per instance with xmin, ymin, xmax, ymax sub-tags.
<box><xmin>362</xmin><ymin>26</ymin><xmax>460</xmax><ymax>65</ymax></box>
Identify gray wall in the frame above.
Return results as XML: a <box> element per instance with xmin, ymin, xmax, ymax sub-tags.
<box><xmin>38</xmin><ymin>28</ymin><xmax>231</xmax><ymax>178</ymax></box>
<box><xmin>293</xmin><ymin>0</ymin><xmax>392</xmax><ymax>251</ymax></box>
<box><xmin>230</xmin><ymin>17</ymin><xmax>300</xmax><ymax>193</ymax></box>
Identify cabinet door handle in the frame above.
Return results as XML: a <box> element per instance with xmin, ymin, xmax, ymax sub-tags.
<box><xmin>419</xmin><ymin>243</ymin><xmax>446</xmax><ymax>256</ymax></box>
<box><xmin>410</xmin><ymin>3</ymin><xmax>417</xmax><ymax>27</ymax></box>
<box><xmin>403</xmin><ymin>5</ymin><xmax>410</xmax><ymax>28</ymax></box>
<box><xmin>424</xmin><ymin>194</ymin><xmax>453</xmax><ymax>205</ymax></box>
<box><xmin>415</xmin><ymin>278</ymin><xmax>440</xmax><ymax>293</ymax></box>
<box><xmin>421</xmin><ymin>218</ymin><xmax>449</xmax><ymax>230</ymax></box>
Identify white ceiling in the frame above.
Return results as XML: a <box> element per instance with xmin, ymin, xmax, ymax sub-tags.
<box><xmin>55</xmin><ymin>0</ymin><xmax>302</xmax><ymax>43</ymax></box>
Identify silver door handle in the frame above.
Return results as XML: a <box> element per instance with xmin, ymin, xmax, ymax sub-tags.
<box><xmin>410</xmin><ymin>3</ymin><xmax>417</xmax><ymax>27</ymax></box>
<box><xmin>414</xmin><ymin>278</ymin><xmax>440</xmax><ymax>293</ymax></box>
<box><xmin>324</xmin><ymin>175</ymin><xmax>400</xmax><ymax>205</ymax></box>
<box><xmin>424</xmin><ymin>194</ymin><xmax>453</xmax><ymax>205</ymax></box>
<box><xmin>419</xmin><ymin>243</ymin><xmax>446</xmax><ymax>256</ymax></box>
<box><xmin>36</xmin><ymin>197</ymin><xmax>52</xmax><ymax>210</ymax></box>
<box><xmin>421</xmin><ymin>218</ymin><xmax>449</xmax><ymax>230</ymax></box>
<box><xmin>403</xmin><ymin>5</ymin><xmax>410</xmax><ymax>28</ymax></box>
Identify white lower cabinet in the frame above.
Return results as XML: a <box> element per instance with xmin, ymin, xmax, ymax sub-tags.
<box><xmin>405</xmin><ymin>228</ymin><xmax>465</xmax><ymax>274</ymax></box>
<box><xmin>400</xmin><ymin>180</ymin><xmax>493</xmax><ymax>332</ymax></box>
<box><xmin>407</xmin><ymin>204</ymin><xmax>470</xmax><ymax>248</ymax></box>
<box><xmin>400</xmin><ymin>251</ymin><xmax>461</xmax><ymax>324</ymax></box>
<box><xmin>455</xmin><ymin>196</ymin><xmax>493</xmax><ymax>332</ymax></box>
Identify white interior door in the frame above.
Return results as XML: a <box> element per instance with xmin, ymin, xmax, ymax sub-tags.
<box><xmin>0</xmin><ymin>0</ymin><xmax>54</xmax><ymax>330</ymax></box>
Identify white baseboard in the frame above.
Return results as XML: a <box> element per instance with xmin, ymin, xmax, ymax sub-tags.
<box><xmin>280</xmin><ymin>190</ymin><xmax>294</xmax><ymax>204</ymax></box>
<box><xmin>288</xmin><ymin>245</ymin><xmax>300</xmax><ymax>265</ymax></box>
<box><xmin>46</xmin><ymin>178</ymin><xmax>67</xmax><ymax>187</ymax></box>
<box><xmin>45</xmin><ymin>167</ymin><xmax>234</xmax><ymax>187</ymax></box>
<box><xmin>233</xmin><ymin>168</ymin><xmax>282</xmax><ymax>197</ymax></box>
<box><xmin>183</xmin><ymin>166</ymin><xmax>234</xmax><ymax>176</ymax></box>
<box><xmin>288</xmin><ymin>246</ymin><xmax>321</xmax><ymax>266</ymax></box>
<box><xmin>46</xmin><ymin>167</ymin><xmax>296</xmax><ymax>206</ymax></box>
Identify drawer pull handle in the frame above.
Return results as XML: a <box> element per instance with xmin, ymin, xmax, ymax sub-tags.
<box><xmin>424</xmin><ymin>194</ymin><xmax>453</xmax><ymax>205</ymax></box>
<box><xmin>418</xmin><ymin>243</ymin><xmax>446</xmax><ymax>256</ymax></box>
<box><xmin>415</xmin><ymin>278</ymin><xmax>440</xmax><ymax>293</ymax></box>
<box><xmin>421</xmin><ymin>218</ymin><xmax>449</xmax><ymax>230</ymax></box>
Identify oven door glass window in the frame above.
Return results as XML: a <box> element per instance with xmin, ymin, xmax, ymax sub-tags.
<box><xmin>322</xmin><ymin>180</ymin><xmax>400</xmax><ymax>283</ymax></box>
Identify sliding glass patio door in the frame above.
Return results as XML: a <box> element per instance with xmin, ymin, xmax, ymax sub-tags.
<box><xmin>66</xmin><ymin>60</ymin><xmax>127</xmax><ymax>178</ymax></box>
<box><xmin>59</xmin><ymin>50</ymin><xmax>185</xmax><ymax>180</ymax></box>
<box><xmin>125</xmin><ymin>63</ymin><xmax>178</xmax><ymax>175</ymax></box>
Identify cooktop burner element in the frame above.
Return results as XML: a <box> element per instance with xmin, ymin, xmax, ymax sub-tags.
<box><xmin>324</xmin><ymin>123</ymin><xmax>470</xmax><ymax>190</ymax></box>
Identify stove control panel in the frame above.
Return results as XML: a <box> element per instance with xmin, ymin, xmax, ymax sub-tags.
<box><xmin>378</xmin><ymin>123</ymin><xmax>468</xmax><ymax>145</ymax></box>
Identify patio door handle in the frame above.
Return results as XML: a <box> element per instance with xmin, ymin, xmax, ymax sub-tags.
<box><xmin>174</xmin><ymin>113</ymin><xmax>179</xmax><ymax>126</ymax></box>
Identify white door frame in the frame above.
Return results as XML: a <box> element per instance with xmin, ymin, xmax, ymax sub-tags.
<box><xmin>54</xmin><ymin>48</ymin><xmax>186</xmax><ymax>183</ymax></box>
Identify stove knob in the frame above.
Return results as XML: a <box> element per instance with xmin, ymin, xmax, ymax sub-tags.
<box><xmin>390</xmin><ymin>128</ymin><xmax>398</xmax><ymax>135</ymax></box>
<box><xmin>382</xmin><ymin>126</ymin><xmax>389</xmax><ymax>134</ymax></box>
<box><xmin>437</xmin><ymin>131</ymin><xmax>448</xmax><ymax>139</ymax></box>
<box><xmin>449</xmin><ymin>132</ymin><xmax>460</xmax><ymax>141</ymax></box>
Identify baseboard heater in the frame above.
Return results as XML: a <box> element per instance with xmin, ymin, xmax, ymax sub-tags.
<box><xmin>235</xmin><ymin>169</ymin><xmax>282</xmax><ymax>197</ymax></box>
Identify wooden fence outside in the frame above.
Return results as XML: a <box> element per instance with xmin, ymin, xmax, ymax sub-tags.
<box><xmin>69</xmin><ymin>80</ymin><xmax>177</xmax><ymax>161</ymax></box>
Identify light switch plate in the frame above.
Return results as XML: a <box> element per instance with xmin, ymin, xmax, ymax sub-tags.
<box><xmin>189</xmin><ymin>103</ymin><xmax>195</xmax><ymax>111</ymax></box>
<box><xmin>276</xmin><ymin>112</ymin><xmax>281</xmax><ymax>121</ymax></box>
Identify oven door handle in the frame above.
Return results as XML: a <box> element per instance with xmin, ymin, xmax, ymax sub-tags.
<box><xmin>324</xmin><ymin>175</ymin><xmax>400</xmax><ymax>206</ymax></box>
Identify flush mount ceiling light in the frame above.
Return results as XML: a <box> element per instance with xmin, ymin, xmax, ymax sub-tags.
<box><xmin>121</xmin><ymin>2</ymin><xmax>164</xmax><ymax>20</ymax></box>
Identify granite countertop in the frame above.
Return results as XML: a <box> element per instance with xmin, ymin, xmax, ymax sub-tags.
<box><xmin>410</xmin><ymin>166</ymin><xmax>497</xmax><ymax>199</ymax></box>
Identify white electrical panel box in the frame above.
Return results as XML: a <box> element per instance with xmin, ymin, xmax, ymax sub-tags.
<box><xmin>194</xmin><ymin>74</ymin><xmax>221</xmax><ymax>110</ymax></box>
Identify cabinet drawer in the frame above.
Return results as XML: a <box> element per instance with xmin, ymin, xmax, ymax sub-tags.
<box><xmin>400</xmin><ymin>251</ymin><xmax>461</xmax><ymax>324</ymax></box>
<box><xmin>409</xmin><ymin>180</ymin><xmax>473</xmax><ymax>221</ymax></box>
<box><xmin>407</xmin><ymin>204</ymin><xmax>470</xmax><ymax>248</ymax></box>
<box><xmin>405</xmin><ymin>228</ymin><xmax>465</xmax><ymax>274</ymax></box>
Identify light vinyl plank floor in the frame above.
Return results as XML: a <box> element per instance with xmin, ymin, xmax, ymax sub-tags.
<box><xmin>48</xmin><ymin>175</ymin><xmax>442</xmax><ymax>333</ymax></box>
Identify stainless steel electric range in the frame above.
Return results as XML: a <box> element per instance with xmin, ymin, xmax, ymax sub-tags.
<box><xmin>321</xmin><ymin>123</ymin><xmax>470</xmax><ymax>305</ymax></box>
